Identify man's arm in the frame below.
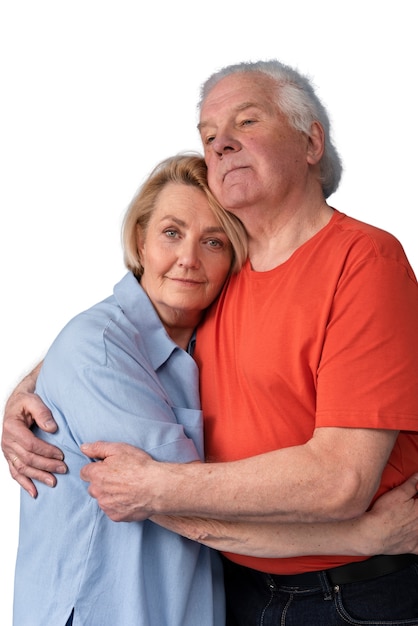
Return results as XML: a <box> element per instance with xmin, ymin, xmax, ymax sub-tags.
<box><xmin>1</xmin><ymin>361</ymin><xmax>67</xmax><ymax>498</ymax></box>
<box><xmin>151</xmin><ymin>473</ymin><xmax>418</xmax><ymax>557</ymax></box>
<box><xmin>80</xmin><ymin>426</ymin><xmax>397</xmax><ymax>524</ymax></box>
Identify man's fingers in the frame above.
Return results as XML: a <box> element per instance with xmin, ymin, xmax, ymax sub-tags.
<box><xmin>2</xmin><ymin>417</ymin><xmax>64</xmax><ymax>462</ymax></box>
<box><xmin>19</xmin><ymin>390</ymin><xmax>58</xmax><ymax>433</ymax></box>
<box><xmin>80</xmin><ymin>441</ymin><xmax>109</xmax><ymax>460</ymax></box>
<box><xmin>33</xmin><ymin>411</ymin><xmax>59</xmax><ymax>433</ymax></box>
<box><xmin>8</xmin><ymin>466</ymin><xmax>39</xmax><ymax>499</ymax></box>
<box><xmin>12</xmin><ymin>448</ymin><xmax>66</xmax><ymax>475</ymax></box>
<box><xmin>80</xmin><ymin>441</ymin><xmax>132</xmax><ymax>460</ymax></box>
<box><xmin>371</xmin><ymin>473</ymin><xmax>418</xmax><ymax>516</ymax></box>
<box><xmin>6</xmin><ymin>458</ymin><xmax>59</xmax><ymax>497</ymax></box>
<box><xmin>397</xmin><ymin>473</ymin><xmax>418</xmax><ymax>499</ymax></box>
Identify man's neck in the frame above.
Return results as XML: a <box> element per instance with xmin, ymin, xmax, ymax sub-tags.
<box><xmin>247</xmin><ymin>201</ymin><xmax>334</xmax><ymax>272</ymax></box>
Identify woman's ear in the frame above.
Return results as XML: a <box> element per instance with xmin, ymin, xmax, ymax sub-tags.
<box><xmin>306</xmin><ymin>121</ymin><xmax>325</xmax><ymax>165</ymax></box>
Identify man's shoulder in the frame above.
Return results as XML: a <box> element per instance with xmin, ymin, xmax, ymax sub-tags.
<box><xmin>332</xmin><ymin>211</ymin><xmax>406</xmax><ymax>259</ymax></box>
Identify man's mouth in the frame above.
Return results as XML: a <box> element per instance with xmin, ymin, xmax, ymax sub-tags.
<box><xmin>223</xmin><ymin>165</ymin><xmax>248</xmax><ymax>182</ymax></box>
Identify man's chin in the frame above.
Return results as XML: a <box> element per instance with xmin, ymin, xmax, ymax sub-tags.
<box><xmin>221</xmin><ymin>195</ymin><xmax>249</xmax><ymax>213</ymax></box>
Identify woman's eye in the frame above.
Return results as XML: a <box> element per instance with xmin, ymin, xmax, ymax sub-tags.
<box><xmin>207</xmin><ymin>239</ymin><xmax>224</xmax><ymax>249</ymax></box>
<box><xmin>164</xmin><ymin>229</ymin><xmax>178</xmax><ymax>238</ymax></box>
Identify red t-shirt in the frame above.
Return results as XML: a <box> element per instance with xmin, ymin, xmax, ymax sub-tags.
<box><xmin>195</xmin><ymin>210</ymin><xmax>418</xmax><ymax>574</ymax></box>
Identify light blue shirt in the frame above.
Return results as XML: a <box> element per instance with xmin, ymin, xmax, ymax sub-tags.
<box><xmin>13</xmin><ymin>272</ymin><xmax>225</xmax><ymax>626</ymax></box>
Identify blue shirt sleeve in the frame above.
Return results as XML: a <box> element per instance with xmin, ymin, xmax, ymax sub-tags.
<box><xmin>36</xmin><ymin>360</ymin><xmax>201</xmax><ymax>463</ymax></box>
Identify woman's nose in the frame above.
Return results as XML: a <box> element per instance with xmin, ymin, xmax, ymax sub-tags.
<box><xmin>177</xmin><ymin>241</ymin><xmax>201</xmax><ymax>268</ymax></box>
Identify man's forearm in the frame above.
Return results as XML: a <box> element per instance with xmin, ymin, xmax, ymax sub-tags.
<box><xmin>12</xmin><ymin>361</ymin><xmax>43</xmax><ymax>396</ymax></box>
<box><xmin>151</xmin><ymin>515</ymin><xmax>370</xmax><ymax>557</ymax></box>
<box><xmin>152</xmin><ymin>474</ymin><xmax>418</xmax><ymax>558</ymax></box>
<box><xmin>79</xmin><ymin>429</ymin><xmax>397</xmax><ymax>525</ymax></box>
<box><xmin>153</xmin><ymin>428</ymin><xmax>395</xmax><ymax>523</ymax></box>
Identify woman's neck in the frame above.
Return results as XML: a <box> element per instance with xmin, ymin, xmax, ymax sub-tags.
<box><xmin>165</xmin><ymin>325</ymin><xmax>195</xmax><ymax>350</ymax></box>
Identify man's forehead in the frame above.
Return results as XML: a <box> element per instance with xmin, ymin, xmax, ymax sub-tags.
<box><xmin>198</xmin><ymin>73</ymin><xmax>277</xmax><ymax>128</ymax></box>
<box><xmin>198</xmin><ymin>101</ymin><xmax>262</xmax><ymax>131</ymax></box>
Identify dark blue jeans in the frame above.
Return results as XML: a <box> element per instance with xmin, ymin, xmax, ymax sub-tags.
<box><xmin>222</xmin><ymin>557</ymin><xmax>418</xmax><ymax>625</ymax></box>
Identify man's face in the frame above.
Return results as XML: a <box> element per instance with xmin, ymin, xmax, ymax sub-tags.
<box><xmin>198</xmin><ymin>72</ymin><xmax>312</xmax><ymax>217</ymax></box>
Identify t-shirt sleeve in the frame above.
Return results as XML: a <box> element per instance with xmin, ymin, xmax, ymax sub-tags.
<box><xmin>316</xmin><ymin>254</ymin><xmax>418</xmax><ymax>430</ymax></box>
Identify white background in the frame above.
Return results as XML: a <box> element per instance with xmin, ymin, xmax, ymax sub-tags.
<box><xmin>1</xmin><ymin>1</ymin><xmax>417</xmax><ymax>623</ymax></box>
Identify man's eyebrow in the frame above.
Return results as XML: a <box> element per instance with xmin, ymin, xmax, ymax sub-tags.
<box><xmin>197</xmin><ymin>120</ymin><xmax>209</xmax><ymax>132</ymax></box>
<box><xmin>197</xmin><ymin>102</ymin><xmax>262</xmax><ymax>132</ymax></box>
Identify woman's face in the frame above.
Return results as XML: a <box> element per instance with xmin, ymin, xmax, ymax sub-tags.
<box><xmin>138</xmin><ymin>182</ymin><xmax>233</xmax><ymax>332</ymax></box>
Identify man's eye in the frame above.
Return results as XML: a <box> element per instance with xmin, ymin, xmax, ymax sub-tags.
<box><xmin>206</xmin><ymin>136</ymin><xmax>215</xmax><ymax>145</ymax></box>
<box><xmin>164</xmin><ymin>229</ymin><xmax>178</xmax><ymax>238</ymax></box>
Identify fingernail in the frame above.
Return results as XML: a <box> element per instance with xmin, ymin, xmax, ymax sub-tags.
<box><xmin>45</xmin><ymin>477</ymin><xmax>55</xmax><ymax>487</ymax></box>
<box><xmin>55</xmin><ymin>464</ymin><xmax>67</xmax><ymax>474</ymax></box>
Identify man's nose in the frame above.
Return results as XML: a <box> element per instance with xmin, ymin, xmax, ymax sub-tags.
<box><xmin>211</xmin><ymin>130</ymin><xmax>241</xmax><ymax>157</ymax></box>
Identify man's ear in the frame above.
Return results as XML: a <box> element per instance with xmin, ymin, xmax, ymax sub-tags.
<box><xmin>306</xmin><ymin>121</ymin><xmax>325</xmax><ymax>165</ymax></box>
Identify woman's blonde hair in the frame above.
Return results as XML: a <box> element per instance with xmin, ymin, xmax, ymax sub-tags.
<box><xmin>122</xmin><ymin>153</ymin><xmax>248</xmax><ymax>278</ymax></box>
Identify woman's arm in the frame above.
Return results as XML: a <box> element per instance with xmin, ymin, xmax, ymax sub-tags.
<box><xmin>1</xmin><ymin>361</ymin><xmax>67</xmax><ymax>498</ymax></box>
<box><xmin>151</xmin><ymin>473</ymin><xmax>418</xmax><ymax>557</ymax></box>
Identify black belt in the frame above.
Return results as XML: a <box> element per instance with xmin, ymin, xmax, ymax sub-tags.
<box><xmin>269</xmin><ymin>554</ymin><xmax>418</xmax><ymax>587</ymax></box>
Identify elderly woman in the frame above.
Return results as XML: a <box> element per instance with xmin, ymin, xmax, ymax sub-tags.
<box><xmin>12</xmin><ymin>154</ymin><xmax>247</xmax><ymax>626</ymax></box>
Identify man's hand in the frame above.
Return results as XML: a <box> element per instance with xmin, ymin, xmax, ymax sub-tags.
<box><xmin>364</xmin><ymin>473</ymin><xmax>418</xmax><ymax>555</ymax></box>
<box><xmin>80</xmin><ymin>441</ymin><xmax>159</xmax><ymax>522</ymax></box>
<box><xmin>2</xmin><ymin>363</ymin><xmax>67</xmax><ymax>498</ymax></box>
